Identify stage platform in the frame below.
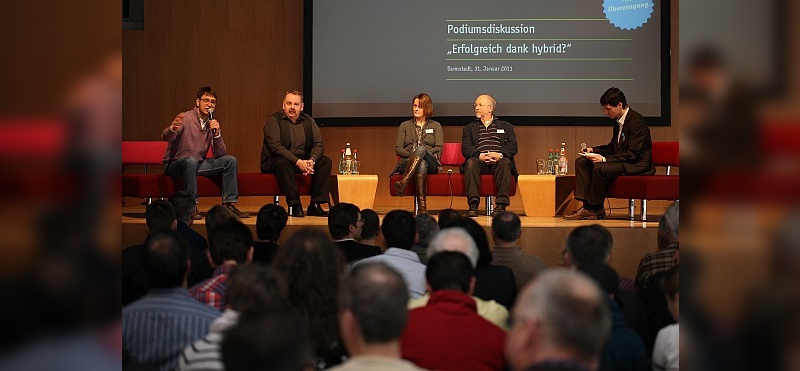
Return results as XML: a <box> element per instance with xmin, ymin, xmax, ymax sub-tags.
<box><xmin>123</xmin><ymin>199</ymin><xmax>670</xmax><ymax>279</ymax></box>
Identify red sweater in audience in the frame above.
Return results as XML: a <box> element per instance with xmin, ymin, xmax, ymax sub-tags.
<box><xmin>401</xmin><ymin>290</ymin><xmax>506</xmax><ymax>371</ymax></box>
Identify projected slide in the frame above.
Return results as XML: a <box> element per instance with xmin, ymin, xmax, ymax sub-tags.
<box><xmin>310</xmin><ymin>0</ymin><xmax>666</xmax><ymax>123</ymax></box>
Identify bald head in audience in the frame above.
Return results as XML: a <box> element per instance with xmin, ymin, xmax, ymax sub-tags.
<box><xmin>506</xmin><ymin>269</ymin><xmax>611</xmax><ymax>371</ymax></box>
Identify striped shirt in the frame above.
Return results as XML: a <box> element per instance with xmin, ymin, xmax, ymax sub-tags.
<box><xmin>123</xmin><ymin>287</ymin><xmax>221</xmax><ymax>371</ymax></box>
<box><xmin>178</xmin><ymin>309</ymin><xmax>239</xmax><ymax>371</ymax></box>
<box><xmin>477</xmin><ymin>120</ymin><xmax>502</xmax><ymax>153</ymax></box>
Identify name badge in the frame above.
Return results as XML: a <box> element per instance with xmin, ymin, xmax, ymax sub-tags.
<box><xmin>497</xmin><ymin>129</ymin><xmax>505</xmax><ymax>134</ymax></box>
<box><xmin>425</xmin><ymin>129</ymin><xmax>434</xmax><ymax>134</ymax></box>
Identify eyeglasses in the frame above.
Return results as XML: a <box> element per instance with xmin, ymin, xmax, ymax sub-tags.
<box><xmin>200</xmin><ymin>98</ymin><xmax>217</xmax><ymax>104</ymax></box>
<box><xmin>473</xmin><ymin>103</ymin><xmax>491</xmax><ymax>108</ymax></box>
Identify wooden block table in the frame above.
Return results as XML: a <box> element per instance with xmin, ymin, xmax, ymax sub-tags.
<box><xmin>518</xmin><ymin>175</ymin><xmax>580</xmax><ymax>217</ymax></box>
<box><xmin>331</xmin><ymin>175</ymin><xmax>379</xmax><ymax>210</ymax></box>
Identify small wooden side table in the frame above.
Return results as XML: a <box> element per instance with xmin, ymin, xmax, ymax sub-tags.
<box><xmin>518</xmin><ymin>175</ymin><xmax>580</xmax><ymax>217</ymax></box>
<box><xmin>331</xmin><ymin>175</ymin><xmax>379</xmax><ymax>210</ymax></box>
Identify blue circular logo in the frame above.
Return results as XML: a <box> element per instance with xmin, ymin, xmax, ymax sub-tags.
<box><xmin>603</xmin><ymin>0</ymin><xmax>654</xmax><ymax>30</ymax></box>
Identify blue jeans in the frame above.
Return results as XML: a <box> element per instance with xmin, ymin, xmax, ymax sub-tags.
<box><xmin>165</xmin><ymin>156</ymin><xmax>239</xmax><ymax>203</ymax></box>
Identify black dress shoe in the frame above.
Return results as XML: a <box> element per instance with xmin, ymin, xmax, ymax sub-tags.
<box><xmin>289</xmin><ymin>204</ymin><xmax>305</xmax><ymax>218</ymax></box>
<box><xmin>462</xmin><ymin>203</ymin><xmax>479</xmax><ymax>217</ymax></box>
<box><xmin>307</xmin><ymin>203</ymin><xmax>329</xmax><ymax>217</ymax></box>
<box><xmin>563</xmin><ymin>207</ymin><xmax>605</xmax><ymax>220</ymax></box>
<box><xmin>490</xmin><ymin>203</ymin><xmax>508</xmax><ymax>217</ymax></box>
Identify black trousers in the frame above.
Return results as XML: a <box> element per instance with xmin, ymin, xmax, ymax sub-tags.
<box><xmin>462</xmin><ymin>157</ymin><xmax>512</xmax><ymax>205</ymax></box>
<box><xmin>264</xmin><ymin>156</ymin><xmax>332</xmax><ymax>206</ymax></box>
<box><xmin>574</xmin><ymin>156</ymin><xmax>625</xmax><ymax>206</ymax></box>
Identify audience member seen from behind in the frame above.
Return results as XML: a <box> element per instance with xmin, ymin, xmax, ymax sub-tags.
<box><xmin>189</xmin><ymin>220</ymin><xmax>253</xmax><ymax>310</ymax></box>
<box><xmin>401</xmin><ymin>252</ymin><xmax>506</xmax><ymax>371</ymax></box>
<box><xmin>491</xmin><ymin>211</ymin><xmax>547</xmax><ymax>290</ymax></box>
<box><xmin>329</xmin><ymin>203</ymin><xmax>381</xmax><ymax>264</ymax></box>
<box><xmin>652</xmin><ymin>266</ymin><xmax>679</xmax><ymax>371</ymax></box>
<box><xmin>357</xmin><ymin>209</ymin><xmax>381</xmax><ymax>248</ymax></box>
<box><xmin>122</xmin><ymin>200</ymin><xmax>176</xmax><ymax>305</ymax></box>
<box><xmin>412</xmin><ymin>213</ymin><xmax>439</xmax><ymax>264</ymax></box>
<box><xmin>221</xmin><ymin>308</ymin><xmax>312</xmax><ymax>371</ymax></box>
<box><xmin>354</xmin><ymin>210</ymin><xmax>427</xmax><ymax>299</ymax></box>
<box><xmin>169</xmin><ymin>190</ymin><xmax>214</xmax><ymax>286</ymax></box>
<box><xmin>179</xmin><ymin>264</ymin><xmax>288</xmax><ymax>371</ymax></box>
<box><xmin>636</xmin><ymin>202</ymin><xmax>679</xmax><ymax>290</ymax></box>
<box><xmin>505</xmin><ymin>269</ymin><xmax>611</xmax><ymax>371</ymax></box>
<box><xmin>445</xmin><ymin>217</ymin><xmax>518</xmax><ymax>309</ymax></box>
<box><xmin>578</xmin><ymin>262</ymin><xmax>649</xmax><ymax>371</ymax></box>
<box><xmin>205</xmin><ymin>203</ymin><xmax>238</xmax><ymax>239</ymax></box>
<box><xmin>161</xmin><ymin>86</ymin><xmax>249</xmax><ymax>218</ymax></box>
<box><xmin>437</xmin><ymin>208</ymin><xmax>462</xmax><ymax>229</ymax></box>
<box><xmin>272</xmin><ymin>228</ymin><xmax>347</xmax><ymax>369</ymax></box>
<box><xmin>253</xmin><ymin>203</ymin><xmax>288</xmax><ymax>265</ymax></box>
<box><xmin>330</xmin><ymin>263</ymin><xmax>424</xmax><ymax>371</ymax></box>
<box><xmin>564</xmin><ymin>224</ymin><xmax>651</xmax><ymax>350</ymax></box>
<box><xmin>122</xmin><ymin>231</ymin><xmax>220</xmax><ymax>371</ymax></box>
<box><xmin>419</xmin><ymin>227</ymin><xmax>509</xmax><ymax>330</ymax></box>
<box><xmin>391</xmin><ymin>93</ymin><xmax>444</xmax><ymax>215</ymax></box>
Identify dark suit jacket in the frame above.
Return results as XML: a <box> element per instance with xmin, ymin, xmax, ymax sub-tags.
<box><xmin>474</xmin><ymin>264</ymin><xmax>518</xmax><ymax>310</ymax></box>
<box><xmin>460</xmin><ymin>118</ymin><xmax>519</xmax><ymax>178</ymax></box>
<box><xmin>592</xmin><ymin>109</ymin><xmax>655</xmax><ymax>175</ymax></box>
<box><xmin>176</xmin><ymin>221</ymin><xmax>213</xmax><ymax>286</ymax></box>
<box><xmin>252</xmin><ymin>240</ymin><xmax>280</xmax><ymax>265</ymax></box>
<box><xmin>334</xmin><ymin>239</ymin><xmax>382</xmax><ymax>263</ymax></box>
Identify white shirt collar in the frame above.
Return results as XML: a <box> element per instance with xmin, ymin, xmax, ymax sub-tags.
<box><xmin>617</xmin><ymin>107</ymin><xmax>629</xmax><ymax>126</ymax></box>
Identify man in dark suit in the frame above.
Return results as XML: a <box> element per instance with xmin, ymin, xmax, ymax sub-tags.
<box><xmin>461</xmin><ymin>94</ymin><xmax>518</xmax><ymax>217</ymax></box>
<box><xmin>329</xmin><ymin>202</ymin><xmax>381</xmax><ymax>263</ymax></box>
<box><xmin>565</xmin><ymin>87</ymin><xmax>654</xmax><ymax>220</ymax></box>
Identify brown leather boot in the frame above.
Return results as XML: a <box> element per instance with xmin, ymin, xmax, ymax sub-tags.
<box><xmin>393</xmin><ymin>155</ymin><xmax>423</xmax><ymax>196</ymax></box>
<box><xmin>415</xmin><ymin>171</ymin><xmax>427</xmax><ymax>215</ymax></box>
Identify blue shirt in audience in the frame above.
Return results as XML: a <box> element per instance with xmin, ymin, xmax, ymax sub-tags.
<box><xmin>354</xmin><ymin>248</ymin><xmax>427</xmax><ymax>299</ymax></box>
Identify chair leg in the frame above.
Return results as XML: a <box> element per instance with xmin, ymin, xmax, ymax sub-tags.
<box><xmin>414</xmin><ymin>195</ymin><xmax>419</xmax><ymax>214</ymax></box>
<box><xmin>628</xmin><ymin>199</ymin><xmax>635</xmax><ymax>221</ymax></box>
<box><xmin>274</xmin><ymin>196</ymin><xmax>280</xmax><ymax>205</ymax></box>
<box><xmin>641</xmin><ymin>199</ymin><xmax>648</xmax><ymax>221</ymax></box>
<box><xmin>485</xmin><ymin>196</ymin><xmax>494</xmax><ymax>216</ymax></box>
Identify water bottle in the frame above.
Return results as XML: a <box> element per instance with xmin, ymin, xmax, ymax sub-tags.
<box><xmin>547</xmin><ymin>149</ymin><xmax>555</xmax><ymax>174</ymax></box>
<box><xmin>559</xmin><ymin>142</ymin><xmax>568</xmax><ymax>175</ymax></box>
<box><xmin>338</xmin><ymin>149</ymin><xmax>345</xmax><ymax>174</ymax></box>
<box><xmin>344</xmin><ymin>143</ymin><xmax>353</xmax><ymax>175</ymax></box>
<box><xmin>352</xmin><ymin>149</ymin><xmax>359</xmax><ymax>175</ymax></box>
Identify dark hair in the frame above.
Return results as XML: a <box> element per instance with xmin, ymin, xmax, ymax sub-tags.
<box><xmin>141</xmin><ymin>231</ymin><xmax>189</xmax><ymax>288</ymax></box>
<box><xmin>328</xmin><ymin>203</ymin><xmax>360</xmax><ymax>240</ymax></box>
<box><xmin>566</xmin><ymin>224</ymin><xmax>613</xmax><ymax>267</ymax></box>
<box><xmin>205</xmin><ymin>204</ymin><xmax>238</xmax><ymax>238</ymax></box>
<box><xmin>491</xmin><ymin>211</ymin><xmax>521</xmax><ymax>243</ymax></box>
<box><xmin>446</xmin><ymin>217</ymin><xmax>493</xmax><ymax>268</ymax></box>
<box><xmin>688</xmin><ymin>46</ymin><xmax>724</xmax><ymax>71</ymax></box>
<box><xmin>145</xmin><ymin>200</ymin><xmax>175</xmax><ymax>233</ymax></box>
<box><xmin>438</xmin><ymin>208</ymin><xmax>462</xmax><ymax>229</ymax></box>
<box><xmin>412</xmin><ymin>93</ymin><xmax>434</xmax><ymax>118</ymax></box>
<box><xmin>577</xmin><ymin>262</ymin><xmax>620</xmax><ymax>298</ymax></box>
<box><xmin>360</xmin><ymin>209</ymin><xmax>380</xmax><ymax>240</ymax></box>
<box><xmin>221</xmin><ymin>308</ymin><xmax>311</xmax><ymax>371</ymax></box>
<box><xmin>381</xmin><ymin>210</ymin><xmax>416</xmax><ymax>250</ymax></box>
<box><xmin>415</xmin><ymin>214</ymin><xmax>439</xmax><ymax>248</ymax></box>
<box><xmin>339</xmin><ymin>263</ymin><xmax>409</xmax><ymax>343</ymax></box>
<box><xmin>426</xmin><ymin>251</ymin><xmax>474</xmax><ymax>293</ymax></box>
<box><xmin>196</xmin><ymin>86</ymin><xmax>217</xmax><ymax>99</ymax></box>
<box><xmin>168</xmin><ymin>190</ymin><xmax>196</xmax><ymax>222</ymax></box>
<box><xmin>226</xmin><ymin>264</ymin><xmax>288</xmax><ymax>314</ymax></box>
<box><xmin>209</xmin><ymin>220</ymin><xmax>253</xmax><ymax>265</ymax></box>
<box><xmin>256</xmin><ymin>204</ymin><xmax>288</xmax><ymax>241</ymax></box>
<box><xmin>271</xmin><ymin>228</ymin><xmax>344</xmax><ymax>360</ymax></box>
<box><xmin>599</xmin><ymin>87</ymin><xmax>627</xmax><ymax>108</ymax></box>
<box><xmin>660</xmin><ymin>265</ymin><xmax>679</xmax><ymax>300</ymax></box>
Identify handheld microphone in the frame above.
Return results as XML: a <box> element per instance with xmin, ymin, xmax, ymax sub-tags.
<box><xmin>208</xmin><ymin>108</ymin><xmax>217</xmax><ymax>135</ymax></box>
<box><xmin>580</xmin><ymin>142</ymin><xmax>587</xmax><ymax>152</ymax></box>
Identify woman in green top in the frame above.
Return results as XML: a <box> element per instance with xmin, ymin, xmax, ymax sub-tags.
<box><xmin>392</xmin><ymin>93</ymin><xmax>443</xmax><ymax>215</ymax></box>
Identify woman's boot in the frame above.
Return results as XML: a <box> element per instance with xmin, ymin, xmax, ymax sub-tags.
<box><xmin>415</xmin><ymin>171</ymin><xmax>427</xmax><ymax>215</ymax></box>
<box><xmin>393</xmin><ymin>155</ymin><xmax>423</xmax><ymax>196</ymax></box>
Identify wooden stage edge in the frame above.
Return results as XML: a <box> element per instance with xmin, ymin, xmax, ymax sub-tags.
<box><xmin>123</xmin><ymin>201</ymin><xmax>668</xmax><ymax>280</ymax></box>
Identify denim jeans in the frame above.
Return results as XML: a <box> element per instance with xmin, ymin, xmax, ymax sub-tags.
<box><xmin>165</xmin><ymin>155</ymin><xmax>239</xmax><ymax>203</ymax></box>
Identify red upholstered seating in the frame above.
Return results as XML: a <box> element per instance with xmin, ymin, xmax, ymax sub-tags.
<box><xmin>606</xmin><ymin>142</ymin><xmax>679</xmax><ymax>221</ymax></box>
<box><xmin>390</xmin><ymin>142</ymin><xmax>517</xmax><ymax>215</ymax></box>
<box><xmin>121</xmin><ymin>141</ymin><xmax>311</xmax><ymax>200</ymax></box>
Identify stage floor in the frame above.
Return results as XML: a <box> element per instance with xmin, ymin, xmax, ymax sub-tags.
<box><xmin>122</xmin><ymin>200</ymin><xmax>667</xmax><ymax>279</ymax></box>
